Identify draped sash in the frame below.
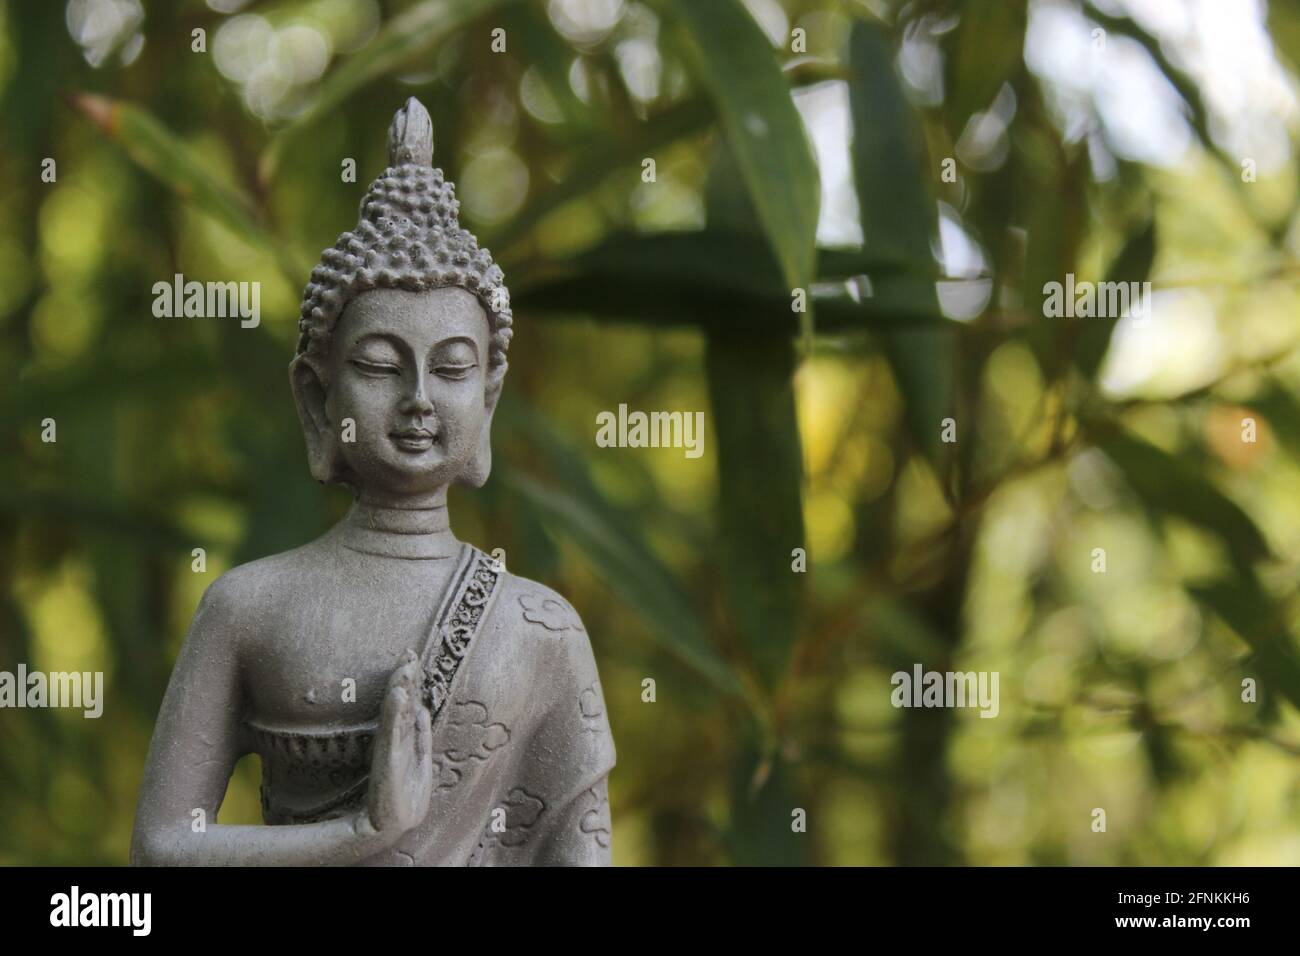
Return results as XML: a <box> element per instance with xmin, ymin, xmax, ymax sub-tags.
<box><xmin>419</xmin><ymin>545</ymin><xmax>503</xmax><ymax>715</ymax></box>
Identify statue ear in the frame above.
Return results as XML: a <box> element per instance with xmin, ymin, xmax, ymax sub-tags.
<box><xmin>457</xmin><ymin>362</ymin><xmax>506</xmax><ymax>489</ymax></box>
<box><xmin>290</xmin><ymin>355</ymin><xmax>337</xmax><ymax>483</ymax></box>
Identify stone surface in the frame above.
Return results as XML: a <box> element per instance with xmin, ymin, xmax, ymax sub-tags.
<box><xmin>131</xmin><ymin>98</ymin><xmax>615</xmax><ymax>867</ymax></box>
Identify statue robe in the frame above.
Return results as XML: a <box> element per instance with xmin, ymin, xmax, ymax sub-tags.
<box><xmin>250</xmin><ymin>546</ymin><xmax>616</xmax><ymax>866</ymax></box>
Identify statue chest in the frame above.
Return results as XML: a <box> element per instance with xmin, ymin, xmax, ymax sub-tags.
<box><xmin>242</xmin><ymin>563</ymin><xmax>460</xmax><ymax>727</ymax></box>
<box><xmin>246</xmin><ymin>621</ymin><xmax>436</xmax><ymax>723</ymax></box>
<box><xmin>238</xmin><ymin>554</ymin><xmax>537</xmax><ymax>829</ymax></box>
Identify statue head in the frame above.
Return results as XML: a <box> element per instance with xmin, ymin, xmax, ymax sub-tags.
<box><xmin>290</xmin><ymin>98</ymin><xmax>512</xmax><ymax>497</ymax></box>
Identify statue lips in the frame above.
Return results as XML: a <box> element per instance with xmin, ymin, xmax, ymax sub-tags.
<box><xmin>390</xmin><ymin>427</ymin><xmax>436</xmax><ymax>453</ymax></box>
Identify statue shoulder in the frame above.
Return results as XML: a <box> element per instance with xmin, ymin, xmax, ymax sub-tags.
<box><xmin>489</xmin><ymin>567</ymin><xmax>614</xmax><ymax>769</ymax></box>
<box><xmin>489</xmin><ymin>568</ymin><xmax>601</xmax><ymax>678</ymax></box>
<box><xmin>493</xmin><ymin>566</ymin><xmax>607</xmax><ymax>679</ymax></box>
<box><xmin>492</xmin><ymin>569</ymin><xmax>590</xmax><ymax>645</ymax></box>
<box><xmin>195</xmin><ymin>541</ymin><xmax>323</xmax><ymax>636</ymax></box>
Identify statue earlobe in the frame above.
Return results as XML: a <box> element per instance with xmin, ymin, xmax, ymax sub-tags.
<box><xmin>457</xmin><ymin>364</ymin><xmax>505</xmax><ymax>489</ymax></box>
<box><xmin>290</xmin><ymin>355</ymin><xmax>337</xmax><ymax>483</ymax></box>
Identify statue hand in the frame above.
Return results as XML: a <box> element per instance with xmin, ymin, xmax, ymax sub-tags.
<box><xmin>364</xmin><ymin>650</ymin><xmax>434</xmax><ymax>836</ymax></box>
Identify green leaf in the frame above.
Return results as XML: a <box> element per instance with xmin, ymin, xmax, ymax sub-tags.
<box><xmin>1095</xmin><ymin>428</ymin><xmax>1270</xmax><ymax>566</ymax></box>
<box><xmin>0</xmin><ymin>490</ymin><xmax>193</xmax><ymax>551</ymax></box>
<box><xmin>498</xmin><ymin>2</ymin><xmax>594</xmax><ymax>134</ymax></box>
<box><xmin>1084</xmin><ymin>6</ymin><xmax>1216</xmax><ymax>158</ymax></box>
<box><xmin>490</xmin><ymin>64</ymin><xmax>841</xmax><ymax>260</ymax></box>
<box><xmin>861</xmin><ymin>592</ymin><xmax>952</xmax><ymax>666</ymax></box>
<box><xmin>0</xmin><ymin>348</ymin><xmax>219</xmax><ymax>427</ymax></box>
<box><xmin>511</xmin><ymin>230</ymin><xmax>947</xmax><ymax>332</ymax></box>
<box><xmin>1018</xmin><ymin>144</ymin><xmax>1089</xmax><ymax>396</ymax></box>
<box><xmin>880</xmin><ymin>322</ymin><xmax>956</xmax><ymax>468</ymax></box>
<box><xmin>529</xmin><ymin>230</ymin><xmax>786</xmax><ymax>299</ymax></box>
<box><xmin>500</xmin><ymin>401</ymin><xmax>743</xmax><ymax>698</ymax></box>
<box><xmin>508</xmin><ymin>473</ymin><xmax>742</xmax><ymax>697</ymax></box>
<box><xmin>1084</xmin><ymin>3</ymin><xmax>1268</xmax><ymax>224</ymax></box>
<box><xmin>262</xmin><ymin>0</ymin><xmax>518</xmax><ymax>178</ymax></box>
<box><xmin>698</xmin><ymin>132</ymin><xmax>807</xmax><ymax>692</ymax></box>
<box><xmin>1076</xmin><ymin>219</ymin><xmax>1156</xmax><ymax>378</ymax></box>
<box><xmin>661</xmin><ymin>0</ymin><xmax>820</xmax><ymax>293</ymax></box>
<box><xmin>699</xmin><ymin>128</ymin><xmax>812</xmax><ymax>345</ymax></box>
<box><xmin>68</xmin><ymin>94</ymin><xmax>305</xmax><ymax>282</ymax></box>
<box><xmin>847</xmin><ymin>19</ymin><xmax>952</xmax><ymax>464</ymax></box>
<box><xmin>488</xmin><ymin>97</ymin><xmax>716</xmax><ymax>254</ymax></box>
<box><xmin>945</xmin><ymin>0</ymin><xmax>1027</xmax><ymax>124</ymax></box>
<box><xmin>704</xmin><ymin>332</ymin><xmax>806</xmax><ymax>690</ymax></box>
<box><xmin>848</xmin><ymin>19</ymin><xmax>934</xmax><ymax>271</ymax></box>
<box><xmin>212</xmin><ymin>324</ymin><xmax>333</xmax><ymax>563</ymax></box>
<box><xmin>726</xmin><ymin>742</ymin><xmax>810</xmax><ymax>865</ymax></box>
<box><xmin>1267</xmin><ymin>0</ymin><xmax>1300</xmax><ymax>72</ymax></box>
<box><xmin>1107</xmin><ymin>219</ymin><xmax>1157</xmax><ymax>298</ymax></box>
<box><xmin>1193</xmin><ymin>572</ymin><xmax>1300</xmax><ymax>716</ymax></box>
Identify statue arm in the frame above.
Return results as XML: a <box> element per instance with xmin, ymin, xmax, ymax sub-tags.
<box><xmin>530</xmin><ymin>773</ymin><xmax>613</xmax><ymax>866</ymax></box>
<box><xmin>522</xmin><ymin>622</ymin><xmax>616</xmax><ymax>866</ymax></box>
<box><xmin>130</xmin><ymin>578</ymin><xmax>401</xmax><ymax>866</ymax></box>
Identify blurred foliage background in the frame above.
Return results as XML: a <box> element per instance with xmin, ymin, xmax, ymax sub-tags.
<box><xmin>4</xmin><ymin>0</ymin><xmax>1300</xmax><ymax>865</ymax></box>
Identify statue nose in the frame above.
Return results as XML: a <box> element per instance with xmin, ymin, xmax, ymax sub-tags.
<box><xmin>400</xmin><ymin>394</ymin><xmax>434</xmax><ymax>417</ymax></box>
<box><xmin>400</xmin><ymin>373</ymin><xmax>435</xmax><ymax>416</ymax></box>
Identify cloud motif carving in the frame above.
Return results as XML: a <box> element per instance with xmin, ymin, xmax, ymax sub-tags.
<box><xmin>518</xmin><ymin>592</ymin><xmax>585</xmax><ymax>633</ymax></box>
<box><xmin>442</xmin><ymin>700</ymin><xmax>510</xmax><ymax>764</ymax></box>
<box><xmin>579</xmin><ymin>683</ymin><xmax>605</xmax><ymax>734</ymax></box>
<box><xmin>579</xmin><ymin>787</ymin><xmax>611</xmax><ymax>849</ymax></box>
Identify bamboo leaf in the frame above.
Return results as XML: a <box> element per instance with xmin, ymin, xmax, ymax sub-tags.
<box><xmin>660</xmin><ymin>0</ymin><xmax>820</xmax><ymax>293</ymax></box>
<box><xmin>491</xmin><ymin>63</ymin><xmax>842</xmax><ymax>259</ymax></box>
<box><xmin>1076</xmin><ymin>219</ymin><xmax>1156</xmax><ymax>378</ymax></box>
<box><xmin>847</xmin><ymin>19</ymin><xmax>952</xmax><ymax>464</ymax></box>
<box><xmin>488</xmin><ymin>97</ymin><xmax>715</xmax><ymax>254</ymax></box>
<box><xmin>262</xmin><ymin>0</ymin><xmax>518</xmax><ymax>178</ymax></box>
<box><xmin>0</xmin><ymin>490</ymin><xmax>193</xmax><ymax>551</ymax></box>
<box><xmin>68</xmin><ymin>93</ymin><xmax>305</xmax><ymax>281</ymax></box>
<box><xmin>945</xmin><ymin>0</ymin><xmax>1027</xmax><ymax>124</ymax></box>
<box><xmin>0</xmin><ymin>348</ymin><xmax>219</xmax><ymax>426</ymax></box>
<box><xmin>1193</xmin><ymin>572</ymin><xmax>1300</xmax><ymax>716</ymax></box>
<box><xmin>1095</xmin><ymin>428</ymin><xmax>1270</xmax><ymax>566</ymax></box>
<box><xmin>508</xmin><ymin>473</ymin><xmax>743</xmax><ymax>697</ymax></box>
<box><xmin>499</xmin><ymin>400</ymin><xmax>743</xmax><ymax>698</ymax></box>
<box><xmin>511</xmin><ymin>230</ymin><xmax>946</xmax><ymax>331</ymax></box>
<box><xmin>704</xmin><ymin>332</ymin><xmax>806</xmax><ymax>690</ymax></box>
<box><xmin>1084</xmin><ymin>2</ymin><xmax>1269</xmax><ymax>222</ymax></box>
<box><xmin>848</xmin><ymin>20</ymin><xmax>935</xmax><ymax>272</ymax></box>
<box><xmin>691</xmin><ymin>142</ymin><xmax>807</xmax><ymax>693</ymax></box>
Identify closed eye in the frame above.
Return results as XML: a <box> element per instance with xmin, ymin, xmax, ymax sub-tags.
<box><xmin>350</xmin><ymin>359</ymin><xmax>400</xmax><ymax>376</ymax></box>
<box><xmin>435</xmin><ymin>363</ymin><xmax>477</xmax><ymax>380</ymax></box>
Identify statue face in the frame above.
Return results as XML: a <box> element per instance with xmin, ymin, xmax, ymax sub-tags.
<box><xmin>323</xmin><ymin>286</ymin><xmax>492</xmax><ymax>497</ymax></box>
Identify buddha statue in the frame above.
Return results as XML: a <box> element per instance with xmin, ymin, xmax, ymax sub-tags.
<box><xmin>131</xmin><ymin>98</ymin><xmax>615</xmax><ymax>866</ymax></box>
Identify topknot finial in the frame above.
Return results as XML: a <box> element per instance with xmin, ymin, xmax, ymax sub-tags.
<box><xmin>388</xmin><ymin>97</ymin><xmax>433</xmax><ymax>167</ymax></box>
